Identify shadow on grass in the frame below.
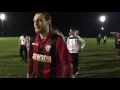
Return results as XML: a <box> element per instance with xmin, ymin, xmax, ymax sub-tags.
<box><xmin>78</xmin><ymin>59</ymin><xmax>120</xmax><ymax>78</ymax></box>
<box><xmin>80</xmin><ymin>59</ymin><xmax>120</xmax><ymax>64</ymax></box>
<box><xmin>0</xmin><ymin>55</ymin><xmax>20</xmax><ymax>59</ymax></box>
<box><xmin>91</xmin><ymin>69</ymin><xmax>120</xmax><ymax>78</ymax></box>
<box><xmin>79</xmin><ymin>68</ymin><xmax>120</xmax><ymax>78</ymax></box>
<box><xmin>84</xmin><ymin>48</ymin><xmax>116</xmax><ymax>52</ymax></box>
<box><xmin>82</xmin><ymin>63</ymin><xmax>120</xmax><ymax>71</ymax></box>
<box><xmin>80</xmin><ymin>59</ymin><xmax>120</xmax><ymax>72</ymax></box>
<box><xmin>80</xmin><ymin>53</ymin><xmax>116</xmax><ymax>57</ymax></box>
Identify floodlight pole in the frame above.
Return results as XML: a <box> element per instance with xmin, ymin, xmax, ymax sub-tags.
<box><xmin>0</xmin><ymin>13</ymin><xmax>5</xmax><ymax>37</ymax></box>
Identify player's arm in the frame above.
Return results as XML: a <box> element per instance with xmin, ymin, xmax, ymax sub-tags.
<box><xmin>27</xmin><ymin>37</ymin><xmax>34</xmax><ymax>78</ymax></box>
<box><xmin>78</xmin><ymin>36</ymin><xmax>85</xmax><ymax>51</ymax></box>
<box><xmin>66</xmin><ymin>37</ymin><xmax>70</xmax><ymax>48</ymax></box>
<box><xmin>63</xmin><ymin>63</ymin><xmax>73</xmax><ymax>78</ymax></box>
<box><xmin>27</xmin><ymin>55</ymin><xmax>33</xmax><ymax>78</ymax></box>
<box><xmin>19</xmin><ymin>38</ymin><xmax>21</xmax><ymax>45</ymax></box>
<box><xmin>56</xmin><ymin>37</ymin><xmax>73</xmax><ymax>78</ymax></box>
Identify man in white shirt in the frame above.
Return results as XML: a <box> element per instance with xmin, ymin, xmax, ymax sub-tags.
<box><xmin>26</xmin><ymin>36</ymin><xmax>30</xmax><ymax>52</ymax></box>
<box><xmin>19</xmin><ymin>33</ymin><xmax>29</xmax><ymax>63</ymax></box>
<box><xmin>67</xmin><ymin>28</ymin><xmax>85</xmax><ymax>78</ymax></box>
<box><xmin>75</xmin><ymin>29</ymin><xmax>85</xmax><ymax>51</ymax></box>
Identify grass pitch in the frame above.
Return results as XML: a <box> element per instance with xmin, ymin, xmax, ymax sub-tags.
<box><xmin>0</xmin><ymin>37</ymin><xmax>118</xmax><ymax>78</ymax></box>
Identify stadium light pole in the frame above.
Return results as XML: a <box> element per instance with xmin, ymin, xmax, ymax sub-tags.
<box><xmin>100</xmin><ymin>16</ymin><xmax>106</xmax><ymax>36</ymax></box>
<box><xmin>0</xmin><ymin>13</ymin><xmax>6</xmax><ymax>36</ymax></box>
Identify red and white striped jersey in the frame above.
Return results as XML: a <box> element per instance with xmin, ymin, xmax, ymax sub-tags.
<box><xmin>116</xmin><ymin>35</ymin><xmax>120</xmax><ymax>44</ymax></box>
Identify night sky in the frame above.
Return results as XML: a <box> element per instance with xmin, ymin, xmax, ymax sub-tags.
<box><xmin>1</xmin><ymin>12</ymin><xmax>120</xmax><ymax>37</ymax></box>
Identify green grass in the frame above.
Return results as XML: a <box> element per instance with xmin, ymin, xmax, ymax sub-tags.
<box><xmin>0</xmin><ymin>37</ymin><xmax>119</xmax><ymax>78</ymax></box>
<box><xmin>0</xmin><ymin>37</ymin><xmax>27</xmax><ymax>78</ymax></box>
<box><xmin>77</xmin><ymin>38</ymin><xmax>119</xmax><ymax>78</ymax></box>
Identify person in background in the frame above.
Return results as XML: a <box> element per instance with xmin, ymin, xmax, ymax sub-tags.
<box><xmin>75</xmin><ymin>29</ymin><xmax>85</xmax><ymax>71</ymax></box>
<box><xmin>27</xmin><ymin>12</ymin><xmax>73</xmax><ymax>78</ymax></box>
<box><xmin>26</xmin><ymin>36</ymin><xmax>30</xmax><ymax>52</ymax></box>
<box><xmin>75</xmin><ymin>29</ymin><xmax>85</xmax><ymax>52</ymax></box>
<box><xmin>103</xmin><ymin>35</ymin><xmax>107</xmax><ymax>45</ymax></box>
<box><xmin>52</xmin><ymin>27</ymin><xmax>66</xmax><ymax>42</ymax></box>
<box><xmin>19</xmin><ymin>33</ymin><xmax>29</xmax><ymax>63</ymax></box>
<box><xmin>115</xmin><ymin>32</ymin><xmax>119</xmax><ymax>49</ymax></box>
<box><xmin>65</xmin><ymin>28</ymin><xmax>73</xmax><ymax>42</ymax></box>
<box><xmin>67</xmin><ymin>27</ymin><xmax>85</xmax><ymax>78</ymax></box>
<box><xmin>96</xmin><ymin>34</ymin><xmax>102</xmax><ymax>45</ymax></box>
<box><xmin>115</xmin><ymin>32</ymin><xmax>120</xmax><ymax>58</ymax></box>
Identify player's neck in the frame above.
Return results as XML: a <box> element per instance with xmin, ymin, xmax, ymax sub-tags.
<box><xmin>39</xmin><ymin>29</ymin><xmax>50</xmax><ymax>39</ymax></box>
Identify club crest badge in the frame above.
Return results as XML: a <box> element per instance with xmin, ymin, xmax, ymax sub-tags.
<box><xmin>45</xmin><ymin>45</ymin><xmax>51</xmax><ymax>52</ymax></box>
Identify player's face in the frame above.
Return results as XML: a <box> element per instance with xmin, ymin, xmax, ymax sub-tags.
<box><xmin>33</xmin><ymin>13</ymin><xmax>48</xmax><ymax>34</ymax></box>
<box><xmin>75</xmin><ymin>31</ymin><xmax>79</xmax><ymax>35</ymax></box>
<box><xmin>69</xmin><ymin>30</ymin><xmax>75</xmax><ymax>35</ymax></box>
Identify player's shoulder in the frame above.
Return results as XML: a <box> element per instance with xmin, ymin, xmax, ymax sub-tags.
<box><xmin>20</xmin><ymin>35</ymin><xmax>23</xmax><ymax>39</ymax></box>
<box><xmin>52</xmin><ymin>33</ymin><xmax>61</xmax><ymax>39</ymax></box>
<box><xmin>68</xmin><ymin>35</ymin><xmax>73</xmax><ymax>38</ymax></box>
<box><xmin>26</xmin><ymin>36</ymin><xmax>30</xmax><ymax>38</ymax></box>
<box><xmin>52</xmin><ymin>33</ymin><xmax>65</xmax><ymax>43</ymax></box>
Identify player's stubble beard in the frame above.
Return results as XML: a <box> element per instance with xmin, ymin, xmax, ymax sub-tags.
<box><xmin>35</xmin><ymin>27</ymin><xmax>46</xmax><ymax>34</ymax></box>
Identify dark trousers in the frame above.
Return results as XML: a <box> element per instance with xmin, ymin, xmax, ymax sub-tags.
<box><xmin>97</xmin><ymin>40</ymin><xmax>100</xmax><ymax>45</ymax></box>
<box><xmin>20</xmin><ymin>45</ymin><xmax>27</xmax><ymax>62</ymax></box>
<box><xmin>115</xmin><ymin>42</ymin><xmax>117</xmax><ymax>48</ymax></box>
<box><xmin>103</xmin><ymin>40</ymin><xmax>106</xmax><ymax>45</ymax></box>
<box><xmin>70</xmin><ymin>53</ymin><xmax>79</xmax><ymax>75</ymax></box>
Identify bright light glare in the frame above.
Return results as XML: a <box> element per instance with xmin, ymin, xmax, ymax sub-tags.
<box><xmin>101</xmin><ymin>27</ymin><xmax>104</xmax><ymax>30</ymax></box>
<box><xmin>0</xmin><ymin>14</ymin><xmax>5</xmax><ymax>20</ymax></box>
<box><xmin>100</xmin><ymin>16</ymin><xmax>106</xmax><ymax>22</ymax></box>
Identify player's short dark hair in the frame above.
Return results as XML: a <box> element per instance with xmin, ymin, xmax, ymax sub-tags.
<box><xmin>70</xmin><ymin>27</ymin><xmax>76</xmax><ymax>31</ymax></box>
<box><xmin>52</xmin><ymin>27</ymin><xmax>59</xmax><ymax>31</ymax></box>
<box><xmin>35</xmin><ymin>12</ymin><xmax>52</xmax><ymax>21</ymax></box>
<box><xmin>23</xmin><ymin>33</ymin><xmax>26</xmax><ymax>37</ymax></box>
<box><xmin>75</xmin><ymin>29</ymin><xmax>79</xmax><ymax>32</ymax></box>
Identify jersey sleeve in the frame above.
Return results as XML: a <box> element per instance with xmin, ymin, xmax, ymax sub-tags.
<box><xmin>56</xmin><ymin>36</ymin><xmax>73</xmax><ymax>65</ymax></box>
<box><xmin>78</xmin><ymin>36</ymin><xmax>85</xmax><ymax>50</ymax></box>
<box><xmin>66</xmin><ymin>37</ymin><xmax>70</xmax><ymax>49</ymax></box>
<box><xmin>27</xmin><ymin>37</ymin><xmax>33</xmax><ymax>74</ymax></box>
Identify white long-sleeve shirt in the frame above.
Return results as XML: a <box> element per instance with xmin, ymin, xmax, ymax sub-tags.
<box><xmin>67</xmin><ymin>35</ymin><xmax>85</xmax><ymax>53</ymax></box>
<box><xmin>19</xmin><ymin>35</ymin><xmax>29</xmax><ymax>47</ymax></box>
